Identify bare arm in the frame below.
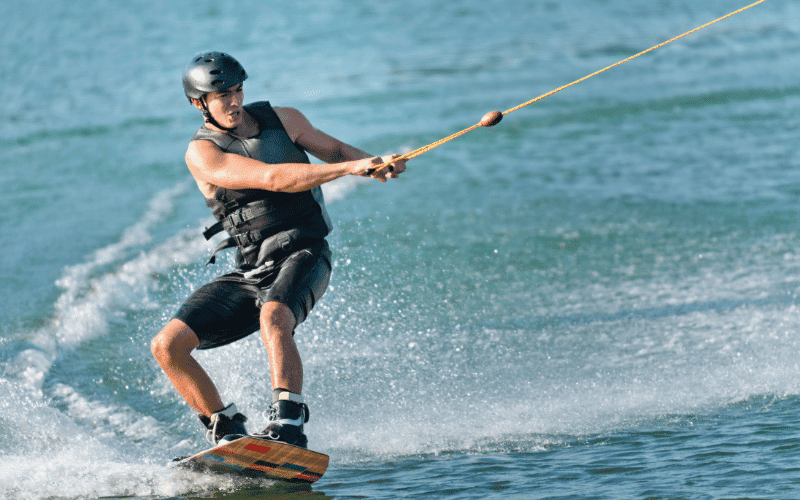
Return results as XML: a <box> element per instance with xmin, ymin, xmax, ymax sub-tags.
<box><xmin>186</xmin><ymin>140</ymin><xmax>367</xmax><ymax>194</ymax></box>
<box><xmin>186</xmin><ymin>107</ymin><xmax>405</xmax><ymax>194</ymax></box>
<box><xmin>276</xmin><ymin>106</ymin><xmax>374</xmax><ymax>164</ymax></box>
<box><xmin>275</xmin><ymin>106</ymin><xmax>405</xmax><ymax>178</ymax></box>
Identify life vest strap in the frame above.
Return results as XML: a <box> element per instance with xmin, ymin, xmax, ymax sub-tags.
<box><xmin>202</xmin><ymin>200</ymin><xmax>278</xmax><ymax>241</ymax></box>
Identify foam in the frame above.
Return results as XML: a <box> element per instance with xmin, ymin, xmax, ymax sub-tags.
<box><xmin>321</xmin><ymin>174</ymin><xmax>366</xmax><ymax>203</ymax></box>
<box><xmin>0</xmin><ymin>452</ymin><xmax>233</xmax><ymax>500</ymax></box>
<box><xmin>50</xmin><ymin>383</ymin><xmax>166</xmax><ymax>443</ymax></box>
<box><xmin>0</xmin><ymin>180</ymin><xmax>242</xmax><ymax>499</ymax></box>
<box><xmin>0</xmin><ymin>173</ymin><xmax>398</xmax><ymax>497</ymax></box>
<box><xmin>3</xmin><ymin>182</ymin><xmax>205</xmax><ymax>398</ymax></box>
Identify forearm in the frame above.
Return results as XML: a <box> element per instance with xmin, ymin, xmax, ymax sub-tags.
<box><xmin>187</xmin><ymin>133</ymin><xmax>399</xmax><ymax>194</ymax></box>
<box><xmin>207</xmin><ymin>155</ymin><xmax>357</xmax><ymax>193</ymax></box>
<box><xmin>188</xmin><ymin>139</ymin><xmax>373</xmax><ymax>193</ymax></box>
<box><xmin>261</xmin><ymin>161</ymin><xmax>355</xmax><ymax>193</ymax></box>
<box><xmin>264</xmin><ymin>141</ymin><xmax>374</xmax><ymax>192</ymax></box>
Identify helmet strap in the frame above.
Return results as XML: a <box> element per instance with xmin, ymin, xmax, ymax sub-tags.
<box><xmin>200</xmin><ymin>96</ymin><xmax>237</xmax><ymax>133</ymax></box>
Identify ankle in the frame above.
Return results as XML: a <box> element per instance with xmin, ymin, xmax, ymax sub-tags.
<box><xmin>199</xmin><ymin>403</ymin><xmax>248</xmax><ymax>445</ymax></box>
<box><xmin>272</xmin><ymin>388</ymin><xmax>303</xmax><ymax>405</ymax></box>
<box><xmin>267</xmin><ymin>392</ymin><xmax>309</xmax><ymax>427</ymax></box>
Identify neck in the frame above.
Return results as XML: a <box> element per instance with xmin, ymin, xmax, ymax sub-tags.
<box><xmin>200</xmin><ymin>97</ymin><xmax>243</xmax><ymax>134</ymax></box>
<box><xmin>202</xmin><ymin>111</ymin><xmax>238</xmax><ymax>133</ymax></box>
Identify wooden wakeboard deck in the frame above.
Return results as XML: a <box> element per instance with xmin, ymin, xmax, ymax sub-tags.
<box><xmin>177</xmin><ymin>436</ymin><xmax>329</xmax><ymax>483</ymax></box>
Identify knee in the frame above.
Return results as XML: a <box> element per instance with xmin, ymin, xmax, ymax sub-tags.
<box><xmin>259</xmin><ymin>302</ymin><xmax>296</xmax><ymax>340</ymax></box>
<box><xmin>150</xmin><ymin>332</ymin><xmax>171</xmax><ymax>363</ymax></box>
<box><xmin>151</xmin><ymin>320</ymin><xmax>198</xmax><ymax>365</ymax></box>
<box><xmin>150</xmin><ymin>330</ymin><xmax>176</xmax><ymax>366</ymax></box>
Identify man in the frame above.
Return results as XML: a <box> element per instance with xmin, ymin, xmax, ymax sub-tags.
<box><xmin>151</xmin><ymin>52</ymin><xmax>405</xmax><ymax>448</ymax></box>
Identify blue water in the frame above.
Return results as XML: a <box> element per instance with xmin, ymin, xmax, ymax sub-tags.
<box><xmin>2</xmin><ymin>0</ymin><xmax>800</xmax><ymax>498</ymax></box>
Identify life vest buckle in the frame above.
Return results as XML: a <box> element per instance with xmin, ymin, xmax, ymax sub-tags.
<box><xmin>233</xmin><ymin>231</ymin><xmax>257</xmax><ymax>247</ymax></box>
<box><xmin>227</xmin><ymin>211</ymin><xmax>245</xmax><ymax>227</ymax></box>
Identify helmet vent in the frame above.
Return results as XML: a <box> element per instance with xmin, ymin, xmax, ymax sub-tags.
<box><xmin>211</xmin><ymin>80</ymin><xmax>224</xmax><ymax>86</ymax></box>
<box><xmin>210</xmin><ymin>69</ymin><xmax>222</xmax><ymax>75</ymax></box>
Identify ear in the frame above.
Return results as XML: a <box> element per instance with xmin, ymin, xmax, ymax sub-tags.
<box><xmin>190</xmin><ymin>97</ymin><xmax>205</xmax><ymax>112</ymax></box>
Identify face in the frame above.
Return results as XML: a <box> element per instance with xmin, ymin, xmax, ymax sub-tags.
<box><xmin>194</xmin><ymin>83</ymin><xmax>244</xmax><ymax>130</ymax></box>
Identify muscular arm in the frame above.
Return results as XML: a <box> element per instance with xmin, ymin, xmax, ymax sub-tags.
<box><xmin>276</xmin><ymin>106</ymin><xmax>374</xmax><ymax>164</ymax></box>
<box><xmin>186</xmin><ymin>141</ymin><xmax>363</xmax><ymax>194</ymax></box>
<box><xmin>185</xmin><ymin>107</ymin><xmax>403</xmax><ymax>194</ymax></box>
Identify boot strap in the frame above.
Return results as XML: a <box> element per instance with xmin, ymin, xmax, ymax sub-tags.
<box><xmin>275</xmin><ymin>391</ymin><xmax>304</xmax><ymax>404</ymax></box>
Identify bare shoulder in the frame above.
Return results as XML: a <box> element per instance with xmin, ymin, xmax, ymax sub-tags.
<box><xmin>272</xmin><ymin>105</ymin><xmax>305</xmax><ymax>121</ymax></box>
<box><xmin>185</xmin><ymin>140</ymin><xmax>221</xmax><ymax>198</ymax></box>
<box><xmin>185</xmin><ymin>139</ymin><xmax>227</xmax><ymax>176</ymax></box>
<box><xmin>186</xmin><ymin>138</ymin><xmax>219</xmax><ymax>163</ymax></box>
<box><xmin>273</xmin><ymin>106</ymin><xmax>313</xmax><ymax>142</ymax></box>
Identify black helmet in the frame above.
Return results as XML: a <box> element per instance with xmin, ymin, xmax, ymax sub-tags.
<box><xmin>182</xmin><ymin>52</ymin><xmax>248</xmax><ymax>100</ymax></box>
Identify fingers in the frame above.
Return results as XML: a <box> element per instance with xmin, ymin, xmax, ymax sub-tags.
<box><xmin>361</xmin><ymin>154</ymin><xmax>406</xmax><ymax>181</ymax></box>
<box><xmin>376</xmin><ymin>154</ymin><xmax>406</xmax><ymax>180</ymax></box>
<box><xmin>384</xmin><ymin>154</ymin><xmax>407</xmax><ymax>177</ymax></box>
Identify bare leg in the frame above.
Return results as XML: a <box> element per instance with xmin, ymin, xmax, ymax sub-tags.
<box><xmin>259</xmin><ymin>302</ymin><xmax>302</xmax><ymax>394</ymax></box>
<box><xmin>151</xmin><ymin>318</ymin><xmax>224</xmax><ymax>416</ymax></box>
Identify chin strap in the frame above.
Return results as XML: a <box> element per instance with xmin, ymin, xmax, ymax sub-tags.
<box><xmin>200</xmin><ymin>96</ymin><xmax>237</xmax><ymax>133</ymax></box>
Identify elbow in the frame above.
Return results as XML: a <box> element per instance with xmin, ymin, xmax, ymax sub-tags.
<box><xmin>260</xmin><ymin>170</ymin><xmax>302</xmax><ymax>193</ymax></box>
<box><xmin>260</xmin><ymin>170</ymin><xmax>285</xmax><ymax>192</ymax></box>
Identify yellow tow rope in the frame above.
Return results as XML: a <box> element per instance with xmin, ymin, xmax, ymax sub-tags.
<box><xmin>376</xmin><ymin>0</ymin><xmax>767</xmax><ymax>169</ymax></box>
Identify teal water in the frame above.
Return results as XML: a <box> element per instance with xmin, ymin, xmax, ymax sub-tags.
<box><xmin>2</xmin><ymin>0</ymin><xmax>800</xmax><ymax>498</ymax></box>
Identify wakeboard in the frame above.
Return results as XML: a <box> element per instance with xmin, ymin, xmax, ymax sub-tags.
<box><xmin>176</xmin><ymin>436</ymin><xmax>328</xmax><ymax>483</ymax></box>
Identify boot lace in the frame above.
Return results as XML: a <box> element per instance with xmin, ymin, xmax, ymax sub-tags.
<box><xmin>264</xmin><ymin>402</ymin><xmax>310</xmax><ymax>424</ymax></box>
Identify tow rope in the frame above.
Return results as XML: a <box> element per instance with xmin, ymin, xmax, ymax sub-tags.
<box><xmin>375</xmin><ymin>0</ymin><xmax>767</xmax><ymax>170</ymax></box>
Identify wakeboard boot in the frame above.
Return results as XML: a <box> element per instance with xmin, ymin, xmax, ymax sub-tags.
<box><xmin>254</xmin><ymin>391</ymin><xmax>309</xmax><ymax>448</ymax></box>
<box><xmin>199</xmin><ymin>403</ymin><xmax>248</xmax><ymax>445</ymax></box>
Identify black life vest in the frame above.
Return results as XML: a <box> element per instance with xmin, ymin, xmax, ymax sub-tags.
<box><xmin>193</xmin><ymin>101</ymin><xmax>333</xmax><ymax>269</ymax></box>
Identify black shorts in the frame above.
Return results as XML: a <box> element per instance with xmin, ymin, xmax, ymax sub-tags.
<box><xmin>174</xmin><ymin>240</ymin><xmax>331</xmax><ymax>350</ymax></box>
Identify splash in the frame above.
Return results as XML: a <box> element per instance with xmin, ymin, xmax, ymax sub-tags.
<box><xmin>0</xmin><ymin>181</ymin><xmax>221</xmax><ymax>499</ymax></box>
<box><xmin>2</xmin><ymin>182</ymin><xmax>198</xmax><ymax>396</ymax></box>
